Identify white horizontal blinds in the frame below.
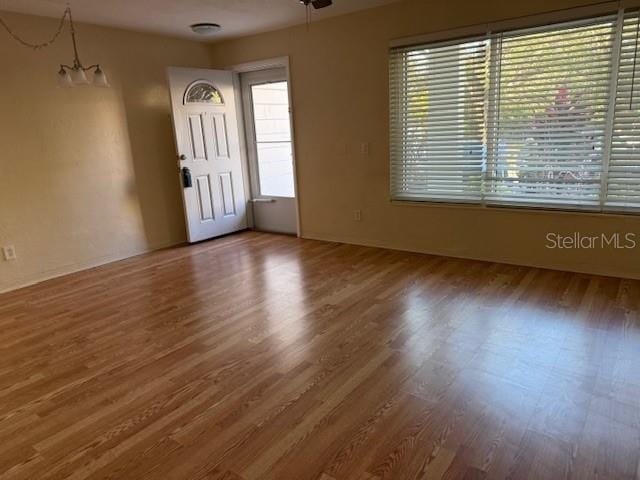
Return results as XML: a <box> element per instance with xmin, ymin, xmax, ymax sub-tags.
<box><xmin>486</xmin><ymin>15</ymin><xmax>618</xmax><ymax>208</ymax></box>
<box><xmin>389</xmin><ymin>38</ymin><xmax>488</xmax><ymax>202</ymax></box>
<box><xmin>607</xmin><ymin>9</ymin><xmax>640</xmax><ymax>211</ymax></box>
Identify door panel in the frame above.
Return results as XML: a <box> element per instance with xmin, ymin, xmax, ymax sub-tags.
<box><xmin>168</xmin><ymin>67</ymin><xmax>247</xmax><ymax>243</ymax></box>
<box><xmin>252</xmin><ymin>200</ymin><xmax>297</xmax><ymax>234</ymax></box>
<box><xmin>188</xmin><ymin>114</ymin><xmax>208</xmax><ymax>162</ymax></box>
<box><xmin>219</xmin><ymin>172</ymin><xmax>236</xmax><ymax>217</ymax></box>
<box><xmin>195</xmin><ymin>175</ymin><xmax>215</xmax><ymax>222</ymax></box>
<box><xmin>241</xmin><ymin>68</ymin><xmax>297</xmax><ymax>235</ymax></box>
<box><xmin>213</xmin><ymin>114</ymin><xmax>230</xmax><ymax>158</ymax></box>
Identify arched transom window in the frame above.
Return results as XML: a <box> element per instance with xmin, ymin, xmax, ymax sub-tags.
<box><xmin>184</xmin><ymin>81</ymin><xmax>223</xmax><ymax>105</ymax></box>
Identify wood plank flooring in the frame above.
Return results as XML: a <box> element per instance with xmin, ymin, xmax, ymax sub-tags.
<box><xmin>1</xmin><ymin>231</ymin><xmax>639</xmax><ymax>479</ymax></box>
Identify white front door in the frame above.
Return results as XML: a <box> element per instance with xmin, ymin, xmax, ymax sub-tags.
<box><xmin>167</xmin><ymin>67</ymin><xmax>247</xmax><ymax>243</ymax></box>
<box><xmin>241</xmin><ymin>68</ymin><xmax>298</xmax><ymax>235</ymax></box>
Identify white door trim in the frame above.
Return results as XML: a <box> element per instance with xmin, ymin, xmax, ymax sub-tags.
<box><xmin>227</xmin><ymin>57</ymin><xmax>301</xmax><ymax>238</ymax></box>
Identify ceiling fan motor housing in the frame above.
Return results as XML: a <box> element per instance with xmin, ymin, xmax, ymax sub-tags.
<box><xmin>300</xmin><ymin>0</ymin><xmax>333</xmax><ymax>9</ymax></box>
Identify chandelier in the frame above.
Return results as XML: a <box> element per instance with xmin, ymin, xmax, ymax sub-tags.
<box><xmin>0</xmin><ymin>7</ymin><xmax>109</xmax><ymax>88</ymax></box>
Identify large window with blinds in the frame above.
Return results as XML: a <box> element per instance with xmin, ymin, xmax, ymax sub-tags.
<box><xmin>389</xmin><ymin>9</ymin><xmax>640</xmax><ymax>212</ymax></box>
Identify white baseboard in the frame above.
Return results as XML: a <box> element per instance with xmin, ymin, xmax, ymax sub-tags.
<box><xmin>301</xmin><ymin>231</ymin><xmax>639</xmax><ymax>281</ymax></box>
<box><xmin>0</xmin><ymin>240</ymin><xmax>182</xmax><ymax>294</ymax></box>
<box><xmin>3</xmin><ymin>231</ymin><xmax>637</xmax><ymax>295</ymax></box>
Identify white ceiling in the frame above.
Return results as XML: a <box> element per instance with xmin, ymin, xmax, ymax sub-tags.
<box><xmin>0</xmin><ymin>0</ymin><xmax>399</xmax><ymax>41</ymax></box>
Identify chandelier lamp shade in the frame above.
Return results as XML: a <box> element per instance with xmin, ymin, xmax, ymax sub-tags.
<box><xmin>0</xmin><ymin>7</ymin><xmax>108</xmax><ymax>88</ymax></box>
<box><xmin>56</xmin><ymin>9</ymin><xmax>109</xmax><ymax>88</ymax></box>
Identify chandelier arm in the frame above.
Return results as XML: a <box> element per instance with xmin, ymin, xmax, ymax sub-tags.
<box><xmin>0</xmin><ymin>7</ymin><xmax>71</xmax><ymax>50</ymax></box>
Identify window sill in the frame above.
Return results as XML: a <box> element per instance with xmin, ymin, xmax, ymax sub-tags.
<box><xmin>389</xmin><ymin>199</ymin><xmax>640</xmax><ymax>219</ymax></box>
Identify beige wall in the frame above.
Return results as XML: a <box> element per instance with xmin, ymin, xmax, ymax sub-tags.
<box><xmin>210</xmin><ymin>0</ymin><xmax>640</xmax><ymax>280</ymax></box>
<box><xmin>2</xmin><ymin>1</ymin><xmax>639</xmax><ymax>293</ymax></box>
<box><xmin>0</xmin><ymin>12</ymin><xmax>211</xmax><ymax>292</ymax></box>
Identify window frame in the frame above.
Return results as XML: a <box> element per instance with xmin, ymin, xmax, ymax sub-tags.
<box><xmin>389</xmin><ymin>6</ymin><xmax>640</xmax><ymax>215</ymax></box>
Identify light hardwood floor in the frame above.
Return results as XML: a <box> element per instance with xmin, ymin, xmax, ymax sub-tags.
<box><xmin>1</xmin><ymin>231</ymin><xmax>639</xmax><ymax>479</ymax></box>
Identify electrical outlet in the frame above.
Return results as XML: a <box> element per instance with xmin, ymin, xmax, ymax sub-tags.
<box><xmin>354</xmin><ymin>210</ymin><xmax>362</xmax><ymax>222</ymax></box>
<box><xmin>360</xmin><ymin>142</ymin><xmax>370</xmax><ymax>155</ymax></box>
<box><xmin>2</xmin><ymin>246</ymin><xmax>17</xmax><ymax>261</ymax></box>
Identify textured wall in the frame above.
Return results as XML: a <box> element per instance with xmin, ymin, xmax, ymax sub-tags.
<box><xmin>210</xmin><ymin>0</ymin><xmax>640</xmax><ymax>279</ymax></box>
<box><xmin>2</xmin><ymin>1</ymin><xmax>639</xmax><ymax>293</ymax></box>
<box><xmin>0</xmin><ymin>11</ymin><xmax>211</xmax><ymax>292</ymax></box>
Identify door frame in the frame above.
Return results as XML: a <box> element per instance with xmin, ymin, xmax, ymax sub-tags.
<box><xmin>241</xmin><ymin>68</ymin><xmax>293</xmax><ymax>204</ymax></box>
<box><xmin>227</xmin><ymin>57</ymin><xmax>301</xmax><ymax>238</ymax></box>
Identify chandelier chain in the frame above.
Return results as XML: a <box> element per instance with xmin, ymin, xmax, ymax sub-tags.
<box><xmin>0</xmin><ymin>7</ymin><xmax>71</xmax><ymax>50</ymax></box>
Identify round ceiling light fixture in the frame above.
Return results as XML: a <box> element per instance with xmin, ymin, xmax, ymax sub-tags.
<box><xmin>190</xmin><ymin>23</ymin><xmax>222</xmax><ymax>36</ymax></box>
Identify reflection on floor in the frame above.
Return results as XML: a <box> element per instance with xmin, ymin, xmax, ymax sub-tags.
<box><xmin>1</xmin><ymin>231</ymin><xmax>639</xmax><ymax>479</ymax></box>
